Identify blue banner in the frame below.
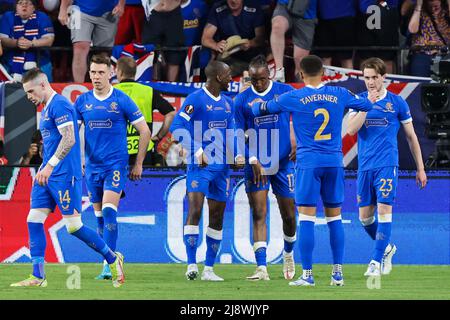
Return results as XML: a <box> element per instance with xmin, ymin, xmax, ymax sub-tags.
<box><xmin>48</xmin><ymin>169</ymin><xmax>449</xmax><ymax>265</ymax></box>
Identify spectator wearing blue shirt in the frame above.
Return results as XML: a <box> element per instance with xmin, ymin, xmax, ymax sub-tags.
<box><xmin>0</xmin><ymin>0</ymin><xmax>55</xmax><ymax>81</ymax></box>
<box><xmin>58</xmin><ymin>0</ymin><xmax>125</xmax><ymax>83</ymax></box>
<box><xmin>314</xmin><ymin>0</ymin><xmax>356</xmax><ymax>69</ymax></box>
<box><xmin>271</xmin><ymin>0</ymin><xmax>318</xmax><ymax>82</ymax></box>
<box><xmin>356</xmin><ymin>0</ymin><xmax>401</xmax><ymax>74</ymax></box>
<box><xmin>201</xmin><ymin>0</ymin><xmax>266</xmax><ymax>77</ymax></box>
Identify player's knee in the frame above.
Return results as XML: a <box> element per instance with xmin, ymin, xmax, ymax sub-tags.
<box><xmin>64</xmin><ymin>215</ymin><xmax>83</xmax><ymax>234</ymax></box>
<box><xmin>27</xmin><ymin>209</ymin><xmax>49</xmax><ymax>224</ymax></box>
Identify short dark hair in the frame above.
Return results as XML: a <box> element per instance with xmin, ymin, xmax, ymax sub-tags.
<box><xmin>90</xmin><ymin>54</ymin><xmax>112</xmax><ymax>68</ymax></box>
<box><xmin>117</xmin><ymin>56</ymin><xmax>136</xmax><ymax>79</ymax></box>
<box><xmin>360</xmin><ymin>57</ymin><xmax>386</xmax><ymax>76</ymax></box>
<box><xmin>299</xmin><ymin>55</ymin><xmax>323</xmax><ymax>77</ymax></box>
<box><xmin>22</xmin><ymin>68</ymin><xmax>45</xmax><ymax>84</ymax></box>
<box><xmin>15</xmin><ymin>0</ymin><xmax>38</xmax><ymax>7</ymax></box>
<box><xmin>249</xmin><ymin>54</ymin><xmax>268</xmax><ymax>71</ymax></box>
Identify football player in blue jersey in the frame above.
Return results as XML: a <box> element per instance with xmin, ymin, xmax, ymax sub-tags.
<box><xmin>234</xmin><ymin>55</ymin><xmax>297</xmax><ymax>281</ymax></box>
<box><xmin>74</xmin><ymin>54</ymin><xmax>151</xmax><ymax>280</ymax></box>
<box><xmin>169</xmin><ymin>61</ymin><xmax>234</xmax><ymax>281</ymax></box>
<box><xmin>252</xmin><ymin>55</ymin><xmax>375</xmax><ymax>287</ymax></box>
<box><xmin>10</xmin><ymin>68</ymin><xmax>125</xmax><ymax>288</ymax></box>
<box><xmin>347</xmin><ymin>57</ymin><xmax>427</xmax><ymax>277</ymax></box>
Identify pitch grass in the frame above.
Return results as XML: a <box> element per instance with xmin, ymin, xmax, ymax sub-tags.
<box><xmin>0</xmin><ymin>263</ymin><xmax>449</xmax><ymax>300</ymax></box>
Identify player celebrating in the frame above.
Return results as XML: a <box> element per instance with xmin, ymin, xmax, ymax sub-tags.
<box><xmin>252</xmin><ymin>55</ymin><xmax>374</xmax><ymax>287</ymax></box>
<box><xmin>10</xmin><ymin>68</ymin><xmax>124</xmax><ymax>288</ymax></box>
<box><xmin>169</xmin><ymin>61</ymin><xmax>233</xmax><ymax>281</ymax></box>
<box><xmin>347</xmin><ymin>57</ymin><xmax>427</xmax><ymax>277</ymax></box>
<box><xmin>74</xmin><ymin>54</ymin><xmax>151</xmax><ymax>280</ymax></box>
<box><xmin>234</xmin><ymin>55</ymin><xmax>297</xmax><ymax>281</ymax></box>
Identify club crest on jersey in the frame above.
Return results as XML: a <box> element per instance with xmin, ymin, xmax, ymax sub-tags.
<box><xmin>85</xmin><ymin>104</ymin><xmax>93</xmax><ymax>111</ymax></box>
<box><xmin>185</xmin><ymin>104</ymin><xmax>194</xmax><ymax>114</ymax></box>
<box><xmin>108</xmin><ymin>102</ymin><xmax>120</xmax><ymax>113</ymax></box>
<box><xmin>383</xmin><ymin>102</ymin><xmax>395</xmax><ymax>113</ymax></box>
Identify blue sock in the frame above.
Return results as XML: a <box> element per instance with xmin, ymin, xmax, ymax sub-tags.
<box><xmin>327</xmin><ymin>217</ymin><xmax>344</xmax><ymax>265</ymax></box>
<box><xmin>102</xmin><ymin>205</ymin><xmax>118</xmax><ymax>251</ymax></box>
<box><xmin>254</xmin><ymin>242</ymin><xmax>267</xmax><ymax>267</ymax></box>
<box><xmin>298</xmin><ymin>217</ymin><xmax>315</xmax><ymax>271</ymax></box>
<box><xmin>361</xmin><ymin>216</ymin><xmax>378</xmax><ymax>240</ymax></box>
<box><xmin>94</xmin><ymin>211</ymin><xmax>104</xmax><ymax>238</ymax></box>
<box><xmin>183</xmin><ymin>225</ymin><xmax>199</xmax><ymax>265</ymax></box>
<box><xmin>373</xmin><ymin>220</ymin><xmax>392</xmax><ymax>263</ymax></box>
<box><xmin>28</xmin><ymin>222</ymin><xmax>46</xmax><ymax>279</ymax></box>
<box><xmin>205</xmin><ymin>227</ymin><xmax>222</xmax><ymax>267</ymax></box>
<box><xmin>71</xmin><ymin>225</ymin><xmax>116</xmax><ymax>264</ymax></box>
<box><xmin>283</xmin><ymin>233</ymin><xmax>296</xmax><ymax>254</ymax></box>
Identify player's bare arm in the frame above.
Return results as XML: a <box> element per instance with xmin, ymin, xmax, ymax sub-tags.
<box><xmin>130</xmin><ymin>120</ymin><xmax>151</xmax><ymax>181</ymax></box>
<box><xmin>402</xmin><ymin>121</ymin><xmax>427</xmax><ymax>189</ymax></box>
<box><xmin>35</xmin><ymin>123</ymin><xmax>76</xmax><ymax>186</ymax></box>
<box><xmin>347</xmin><ymin>111</ymin><xmax>368</xmax><ymax>136</ymax></box>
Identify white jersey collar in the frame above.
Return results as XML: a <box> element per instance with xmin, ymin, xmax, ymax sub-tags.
<box><xmin>44</xmin><ymin>90</ymin><xmax>57</xmax><ymax>108</ymax></box>
<box><xmin>252</xmin><ymin>80</ymin><xmax>273</xmax><ymax>96</ymax></box>
<box><xmin>203</xmin><ymin>86</ymin><xmax>221</xmax><ymax>102</ymax></box>
<box><xmin>306</xmin><ymin>83</ymin><xmax>324</xmax><ymax>89</ymax></box>
<box><xmin>93</xmin><ymin>86</ymin><xmax>114</xmax><ymax>101</ymax></box>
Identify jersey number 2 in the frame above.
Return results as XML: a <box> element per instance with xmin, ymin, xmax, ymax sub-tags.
<box><xmin>314</xmin><ymin>108</ymin><xmax>331</xmax><ymax>141</ymax></box>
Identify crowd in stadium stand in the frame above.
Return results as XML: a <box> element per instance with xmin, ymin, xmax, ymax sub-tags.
<box><xmin>0</xmin><ymin>0</ymin><xmax>448</xmax><ymax>82</ymax></box>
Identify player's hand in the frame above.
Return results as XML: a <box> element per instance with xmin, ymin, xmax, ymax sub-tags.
<box><xmin>367</xmin><ymin>90</ymin><xmax>379</xmax><ymax>103</ymax></box>
<box><xmin>251</xmin><ymin>161</ymin><xmax>267</xmax><ymax>187</ymax></box>
<box><xmin>58</xmin><ymin>8</ymin><xmax>69</xmax><ymax>26</ymax></box>
<box><xmin>130</xmin><ymin>163</ymin><xmax>143</xmax><ymax>181</ymax></box>
<box><xmin>234</xmin><ymin>155</ymin><xmax>245</xmax><ymax>169</ymax></box>
<box><xmin>215</xmin><ymin>40</ymin><xmax>227</xmax><ymax>53</ymax></box>
<box><xmin>197</xmin><ymin>152</ymin><xmax>208</xmax><ymax>167</ymax></box>
<box><xmin>240</xmin><ymin>71</ymin><xmax>251</xmax><ymax>92</ymax></box>
<box><xmin>416</xmin><ymin>169</ymin><xmax>427</xmax><ymax>189</ymax></box>
<box><xmin>289</xmin><ymin>147</ymin><xmax>296</xmax><ymax>161</ymax></box>
<box><xmin>35</xmin><ymin>164</ymin><xmax>53</xmax><ymax>186</ymax></box>
<box><xmin>112</xmin><ymin>3</ymin><xmax>125</xmax><ymax>17</ymax></box>
<box><xmin>28</xmin><ymin>143</ymin><xmax>39</xmax><ymax>157</ymax></box>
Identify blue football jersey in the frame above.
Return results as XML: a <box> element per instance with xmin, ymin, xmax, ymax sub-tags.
<box><xmin>234</xmin><ymin>81</ymin><xmax>293</xmax><ymax>169</ymax></box>
<box><xmin>253</xmin><ymin>84</ymin><xmax>373</xmax><ymax>168</ymax></box>
<box><xmin>352</xmin><ymin>90</ymin><xmax>412</xmax><ymax>171</ymax></box>
<box><xmin>170</xmin><ymin>87</ymin><xmax>234</xmax><ymax>171</ymax></box>
<box><xmin>39</xmin><ymin>92</ymin><xmax>82</xmax><ymax>180</ymax></box>
<box><xmin>75</xmin><ymin>87</ymin><xmax>144</xmax><ymax>173</ymax></box>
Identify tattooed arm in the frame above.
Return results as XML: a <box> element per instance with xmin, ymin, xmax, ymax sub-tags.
<box><xmin>35</xmin><ymin>123</ymin><xmax>76</xmax><ymax>186</ymax></box>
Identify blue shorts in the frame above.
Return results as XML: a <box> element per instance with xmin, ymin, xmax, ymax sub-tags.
<box><xmin>357</xmin><ymin>166</ymin><xmax>398</xmax><ymax>207</ymax></box>
<box><xmin>244</xmin><ymin>164</ymin><xmax>295</xmax><ymax>198</ymax></box>
<box><xmin>85</xmin><ymin>166</ymin><xmax>128</xmax><ymax>204</ymax></box>
<box><xmin>295</xmin><ymin>167</ymin><xmax>344</xmax><ymax>207</ymax></box>
<box><xmin>31</xmin><ymin>177</ymin><xmax>82</xmax><ymax>215</ymax></box>
<box><xmin>186</xmin><ymin>167</ymin><xmax>230</xmax><ymax>202</ymax></box>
